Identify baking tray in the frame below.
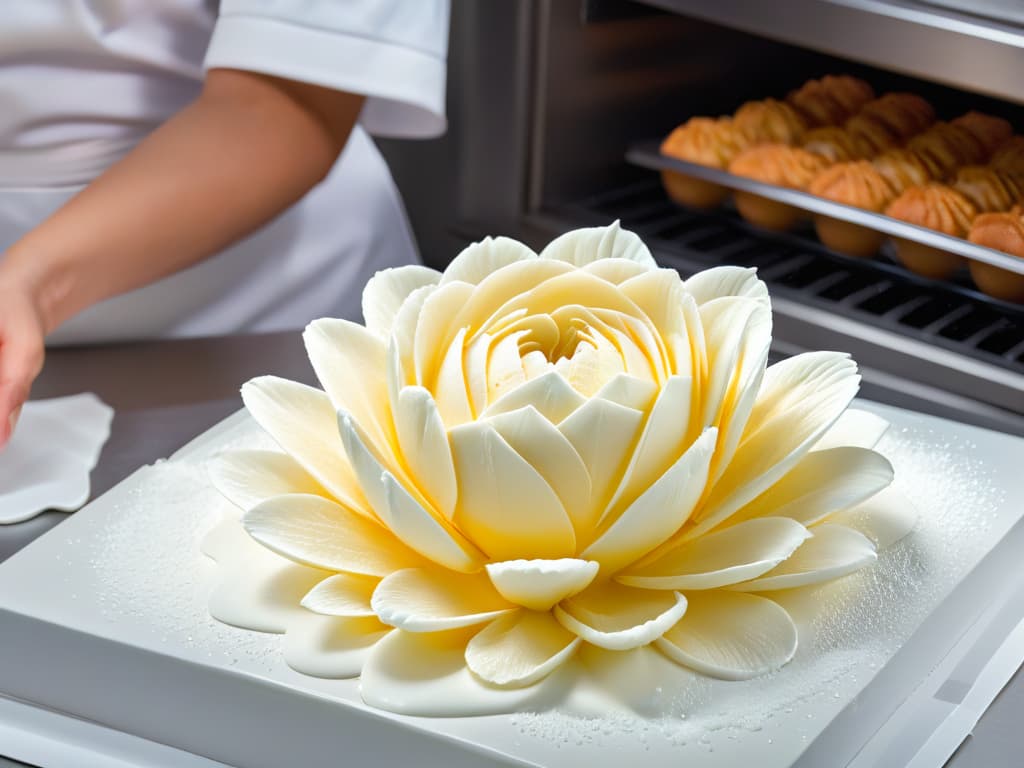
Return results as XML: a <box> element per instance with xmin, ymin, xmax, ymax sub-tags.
<box><xmin>627</xmin><ymin>140</ymin><xmax>1024</xmax><ymax>277</ymax></box>
<box><xmin>0</xmin><ymin>403</ymin><xmax>1023</xmax><ymax>768</ymax></box>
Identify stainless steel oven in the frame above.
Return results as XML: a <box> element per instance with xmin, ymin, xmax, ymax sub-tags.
<box><xmin>381</xmin><ymin>0</ymin><xmax>1024</xmax><ymax>436</ymax></box>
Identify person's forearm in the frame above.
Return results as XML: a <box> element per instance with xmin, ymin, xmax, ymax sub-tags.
<box><xmin>0</xmin><ymin>70</ymin><xmax>364</xmax><ymax>334</ymax></box>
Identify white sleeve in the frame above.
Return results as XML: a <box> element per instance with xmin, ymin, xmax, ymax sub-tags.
<box><xmin>204</xmin><ymin>0</ymin><xmax>449</xmax><ymax>139</ymax></box>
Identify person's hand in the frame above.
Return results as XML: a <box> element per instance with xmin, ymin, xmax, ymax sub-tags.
<box><xmin>0</xmin><ymin>269</ymin><xmax>47</xmax><ymax>448</ymax></box>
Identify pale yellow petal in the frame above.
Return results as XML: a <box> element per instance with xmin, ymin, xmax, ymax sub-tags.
<box><xmin>441</xmin><ymin>236</ymin><xmax>538</xmax><ymax>285</ymax></box>
<box><xmin>450</xmin><ymin>420</ymin><xmax>576</xmax><ymax>560</ymax></box>
<box><xmin>732</xmin><ymin>447</ymin><xmax>893</xmax><ymax>526</ymax></box>
<box><xmin>463</xmin><ymin>331</ymin><xmax>490</xmax><ymax>415</ymax></box>
<box><xmin>554</xmin><ymin>582</ymin><xmax>687</xmax><ymax>651</ymax></box>
<box><xmin>539</xmin><ymin>221</ymin><xmax>656</xmax><ymax>267</ymax></box>
<box><xmin>656</xmin><ymin>591</ymin><xmax>796</xmax><ymax>680</ymax></box>
<box><xmin>244</xmin><ymin>494</ymin><xmax>422</xmax><ymax>576</ymax></box>
<box><xmin>209</xmin><ymin>449</ymin><xmax>326</xmax><ymax>512</ymax></box>
<box><xmin>283</xmin><ymin>613</ymin><xmax>391</xmax><ymax>679</ymax></box>
<box><xmin>618</xmin><ymin>517</ymin><xmax>810</xmax><ymax>590</ymax></box>
<box><xmin>241</xmin><ymin>377</ymin><xmax>368</xmax><ymax>514</ymax></box>
<box><xmin>391</xmin><ymin>284</ymin><xmax>437</xmax><ymax>389</ymax></box>
<box><xmin>690</xmin><ymin>352</ymin><xmax>860</xmax><ymax>538</ymax></box>
<box><xmin>361</xmin><ymin>265</ymin><xmax>441</xmax><ymax>337</ymax></box>
<box><xmin>814</xmin><ymin>408</ymin><xmax>890</xmax><ymax>451</ymax></box>
<box><xmin>414</xmin><ymin>280</ymin><xmax>474</xmax><ymax>388</ymax></box>
<box><xmin>488</xmin><ymin>406</ymin><xmax>592</xmax><ymax>531</ymax></box>
<box><xmin>393</xmin><ymin>386</ymin><xmax>457</xmax><ymax>519</ymax></box>
<box><xmin>301</xmin><ymin>573</ymin><xmax>379</xmax><ymax>617</ymax></box>
<box><xmin>558</xmin><ymin>397</ymin><xmax>646</xmax><ymax>534</ymax></box>
<box><xmin>683</xmin><ymin>266</ymin><xmax>768</xmax><ymax>306</ymax></box>
<box><xmin>482</xmin><ymin>370</ymin><xmax>586</xmax><ymax>424</ymax></box>
<box><xmin>827</xmin><ymin>485</ymin><xmax>918</xmax><ymax>550</ymax></box>
<box><xmin>582</xmin><ymin>258</ymin><xmax>653</xmax><ymax>284</ymax></box>
<box><xmin>582</xmin><ymin>428</ymin><xmax>717</xmax><ymax>573</ymax></box>
<box><xmin>371</xmin><ymin>568</ymin><xmax>515</xmax><ymax>631</ymax></box>
<box><xmin>431</xmin><ymin>326</ymin><xmax>474</xmax><ymax>426</ymax></box>
<box><xmin>731</xmin><ymin>524</ymin><xmax>876</xmax><ymax>591</ymax></box>
<box><xmin>466</xmin><ymin>611</ymin><xmax>581</xmax><ymax>688</ymax></box>
<box><xmin>487</xmin><ymin>331</ymin><xmax>528</xmax><ymax>403</ymax></box>
<box><xmin>303</xmin><ymin>318</ymin><xmax>395</xmax><ymax>455</ymax></box>
<box><xmin>485</xmin><ymin>558</ymin><xmax>599</xmax><ymax>611</ymax></box>
<box><xmin>594</xmin><ymin>373</ymin><xmax>658</xmax><ymax>412</ymax></box>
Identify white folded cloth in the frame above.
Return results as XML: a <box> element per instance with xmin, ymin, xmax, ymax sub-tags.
<box><xmin>0</xmin><ymin>393</ymin><xmax>113</xmax><ymax>524</ymax></box>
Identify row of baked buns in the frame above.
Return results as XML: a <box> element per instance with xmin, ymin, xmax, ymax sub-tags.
<box><xmin>659</xmin><ymin>76</ymin><xmax>1024</xmax><ymax>302</ymax></box>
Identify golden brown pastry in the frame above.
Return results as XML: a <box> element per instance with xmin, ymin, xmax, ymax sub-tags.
<box><xmin>907</xmin><ymin>122</ymin><xmax>987</xmax><ymax>178</ymax></box>
<box><xmin>952</xmin><ymin>166</ymin><xmax>1023</xmax><ymax>213</ymax></box>
<box><xmin>872</xmin><ymin>149</ymin><xmax>935</xmax><ymax>193</ymax></box>
<box><xmin>845</xmin><ymin>113</ymin><xmax>901</xmax><ymax>157</ymax></box>
<box><xmin>951</xmin><ymin>111</ymin><xmax>1013</xmax><ymax>155</ymax></box>
<box><xmin>809</xmin><ymin>161</ymin><xmax>898</xmax><ymax>256</ymax></box>
<box><xmin>990</xmin><ymin>136</ymin><xmax>1024</xmax><ymax>178</ymax></box>
<box><xmin>729</xmin><ymin>144</ymin><xmax>831</xmax><ymax>187</ymax></box>
<box><xmin>801</xmin><ymin>126</ymin><xmax>864</xmax><ymax>163</ymax></box>
<box><xmin>660</xmin><ymin>116</ymin><xmax>749</xmax><ymax>168</ymax></box>
<box><xmin>885</xmin><ymin>184</ymin><xmax>976</xmax><ymax>279</ymax></box>
<box><xmin>886</xmin><ymin>184</ymin><xmax>977</xmax><ymax>236</ymax></box>
<box><xmin>733</xmin><ymin>98</ymin><xmax>808</xmax><ymax>145</ymax></box>
<box><xmin>967</xmin><ymin>206</ymin><xmax>1024</xmax><ymax>302</ymax></box>
<box><xmin>809</xmin><ymin>161</ymin><xmax>897</xmax><ymax>211</ymax></box>
<box><xmin>819</xmin><ymin>75</ymin><xmax>875</xmax><ymax>114</ymax></box>
<box><xmin>860</xmin><ymin>92</ymin><xmax>936</xmax><ymax>139</ymax></box>
<box><xmin>728</xmin><ymin>145</ymin><xmax>830</xmax><ymax>230</ymax></box>
<box><xmin>787</xmin><ymin>81</ymin><xmax>849</xmax><ymax>128</ymax></box>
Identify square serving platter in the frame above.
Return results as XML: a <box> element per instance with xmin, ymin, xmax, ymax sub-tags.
<box><xmin>1</xmin><ymin>401</ymin><xmax>1023</xmax><ymax>768</ymax></box>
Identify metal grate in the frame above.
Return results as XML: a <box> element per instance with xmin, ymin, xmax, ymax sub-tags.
<box><xmin>559</xmin><ymin>179</ymin><xmax>1024</xmax><ymax>374</ymax></box>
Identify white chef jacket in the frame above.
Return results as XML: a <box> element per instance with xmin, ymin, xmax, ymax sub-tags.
<box><xmin>0</xmin><ymin>0</ymin><xmax>449</xmax><ymax>344</ymax></box>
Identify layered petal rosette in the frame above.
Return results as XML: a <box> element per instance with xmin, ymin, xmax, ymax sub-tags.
<box><xmin>206</xmin><ymin>223</ymin><xmax>916</xmax><ymax>713</ymax></box>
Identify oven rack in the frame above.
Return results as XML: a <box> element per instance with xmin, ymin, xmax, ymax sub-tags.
<box><xmin>556</xmin><ymin>178</ymin><xmax>1024</xmax><ymax>380</ymax></box>
<box><xmin>627</xmin><ymin>141</ymin><xmax>1024</xmax><ymax>278</ymax></box>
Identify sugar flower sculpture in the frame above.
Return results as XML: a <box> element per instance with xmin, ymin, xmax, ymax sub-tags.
<box><xmin>207</xmin><ymin>223</ymin><xmax>915</xmax><ymax>715</ymax></box>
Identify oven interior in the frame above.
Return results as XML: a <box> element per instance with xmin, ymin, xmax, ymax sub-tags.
<box><xmin>379</xmin><ymin>0</ymin><xmax>1024</xmax><ymax>436</ymax></box>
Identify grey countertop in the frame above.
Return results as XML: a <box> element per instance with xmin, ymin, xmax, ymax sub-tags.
<box><xmin>0</xmin><ymin>332</ymin><xmax>1019</xmax><ymax>767</ymax></box>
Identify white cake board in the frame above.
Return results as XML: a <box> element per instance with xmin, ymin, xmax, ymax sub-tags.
<box><xmin>1</xmin><ymin>402</ymin><xmax>1023</xmax><ymax>768</ymax></box>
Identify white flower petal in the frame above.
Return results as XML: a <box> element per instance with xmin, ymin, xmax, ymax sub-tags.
<box><xmin>414</xmin><ymin>280</ymin><xmax>474</xmax><ymax>388</ymax></box>
<box><xmin>684</xmin><ymin>266</ymin><xmax>769</xmax><ymax>306</ymax></box>
<box><xmin>486</xmin><ymin>330</ymin><xmax>528</xmax><ymax>403</ymax></box>
<box><xmin>539</xmin><ymin>221</ymin><xmax>656</xmax><ymax>267</ymax></box>
<box><xmin>827</xmin><ymin>485</ymin><xmax>918</xmax><ymax>549</ymax></box>
<box><xmin>391</xmin><ymin>284</ymin><xmax>438</xmax><ymax>390</ymax></box>
<box><xmin>814</xmin><ymin>408</ymin><xmax>890</xmax><ymax>451</ymax></box>
<box><xmin>618</xmin><ymin>269</ymin><xmax>689</xmax><ymax>369</ymax></box>
<box><xmin>450</xmin><ymin>420</ymin><xmax>576</xmax><ymax>560</ymax></box>
<box><xmin>601</xmin><ymin>375</ymin><xmax>693</xmax><ymax>526</ymax></box>
<box><xmin>393</xmin><ymin>386</ymin><xmax>457</xmax><ymax>519</ymax></box>
<box><xmin>371</xmin><ymin>568</ymin><xmax>515</xmax><ymax>631</ymax></box>
<box><xmin>433</xmin><ymin>326</ymin><xmax>475</xmax><ymax>426</ymax></box>
<box><xmin>487</xmin><ymin>406</ymin><xmax>592</xmax><ymax>531</ymax></box>
<box><xmin>482</xmin><ymin>370</ymin><xmax>587</xmax><ymax>423</ymax></box>
<box><xmin>303</xmin><ymin>319</ymin><xmax>395</xmax><ymax>455</ymax></box>
<box><xmin>656</xmin><ymin>591</ymin><xmax>796</xmax><ymax>680</ymax></box>
<box><xmin>594</xmin><ymin>373</ymin><xmax>658</xmax><ymax>412</ymax></box>
<box><xmin>691</xmin><ymin>352</ymin><xmax>860</xmax><ymax>537</ymax></box>
<box><xmin>361</xmin><ymin>265</ymin><xmax>441</xmax><ymax>337</ymax></box>
<box><xmin>361</xmin><ymin>627</ymin><xmax>566</xmax><ymax>716</ymax></box>
<box><xmin>243</xmin><ymin>494</ymin><xmax>422</xmax><ymax>576</ymax></box>
<box><xmin>559</xmin><ymin>397</ymin><xmax>646</xmax><ymax>533</ymax></box>
<box><xmin>582</xmin><ymin>258</ymin><xmax>654</xmax><ymax>284</ymax></box>
<box><xmin>466</xmin><ymin>611</ymin><xmax>581</xmax><ymax>688</ymax></box>
<box><xmin>441</xmin><ymin>236</ymin><xmax>538</xmax><ymax>285</ymax></box>
<box><xmin>283</xmin><ymin>613</ymin><xmax>390</xmax><ymax>679</ymax></box>
<box><xmin>619</xmin><ymin>517</ymin><xmax>811</xmax><ymax>590</ymax></box>
<box><xmin>485</xmin><ymin>558</ymin><xmax>599</xmax><ymax>611</ymax></box>
<box><xmin>301</xmin><ymin>573</ymin><xmax>378</xmax><ymax>617</ymax></box>
<box><xmin>733</xmin><ymin>447</ymin><xmax>894</xmax><ymax>526</ymax></box>
<box><xmin>240</xmin><ymin>377</ymin><xmax>368</xmax><ymax>514</ymax></box>
<box><xmin>382</xmin><ymin>472</ymin><xmax>485</xmax><ymax>573</ymax></box>
<box><xmin>338</xmin><ymin>412</ymin><xmax>483</xmax><ymax>572</ymax></box>
<box><xmin>208</xmin><ymin>449</ymin><xmax>325</xmax><ymax>512</ymax></box>
<box><xmin>732</xmin><ymin>524</ymin><xmax>877</xmax><ymax>591</ymax></box>
<box><xmin>582</xmin><ymin>428</ymin><xmax>717</xmax><ymax>573</ymax></box>
<box><xmin>555</xmin><ymin>582</ymin><xmax>687</xmax><ymax>651</ymax></box>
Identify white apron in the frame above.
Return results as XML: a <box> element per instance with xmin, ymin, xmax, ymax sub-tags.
<box><xmin>0</xmin><ymin>0</ymin><xmax>449</xmax><ymax>344</ymax></box>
